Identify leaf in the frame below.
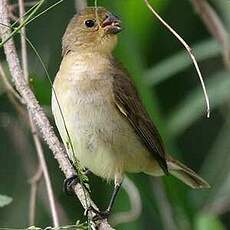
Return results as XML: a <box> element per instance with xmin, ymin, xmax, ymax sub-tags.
<box><xmin>167</xmin><ymin>71</ymin><xmax>230</xmax><ymax>137</ymax></box>
<box><xmin>144</xmin><ymin>39</ymin><xmax>221</xmax><ymax>86</ymax></box>
<box><xmin>0</xmin><ymin>194</ymin><xmax>13</xmax><ymax>207</ymax></box>
<box><xmin>194</xmin><ymin>213</ymin><xmax>225</xmax><ymax>230</ymax></box>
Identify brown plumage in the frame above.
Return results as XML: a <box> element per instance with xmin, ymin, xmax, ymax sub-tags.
<box><xmin>52</xmin><ymin>7</ymin><xmax>210</xmax><ymax>211</ymax></box>
<box><xmin>112</xmin><ymin>59</ymin><xmax>168</xmax><ymax>174</ymax></box>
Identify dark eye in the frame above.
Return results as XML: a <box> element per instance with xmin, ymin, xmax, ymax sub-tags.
<box><xmin>85</xmin><ymin>19</ymin><xmax>95</xmax><ymax>28</ymax></box>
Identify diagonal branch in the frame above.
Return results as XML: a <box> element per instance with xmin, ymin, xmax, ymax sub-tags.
<box><xmin>190</xmin><ymin>0</ymin><xmax>230</xmax><ymax>68</ymax></box>
<box><xmin>0</xmin><ymin>0</ymin><xmax>112</xmax><ymax>229</ymax></box>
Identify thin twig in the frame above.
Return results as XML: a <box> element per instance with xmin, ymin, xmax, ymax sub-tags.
<box><xmin>152</xmin><ymin>179</ymin><xmax>177</xmax><ymax>230</ymax></box>
<box><xmin>30</xmin><ymin>115</ymin><xmax>60</xmax><ymax>227</ymax></box>
<box><xmin>8</xmin><ymin>3</ymin><xmax>18</xmax><ymax>21</ymax></box>
<box><xmin>4</xmin><ymin>114</ymin><xmax>67</xmax><ymax>227</ymax></box>
<box><xmin>190</xmin><ymin>0</ymin><xmax>230</xmax><ymax>69</ymax></box>
<box><xmin>191</xmin><ymin>0</ymin><xmax>227</xmax><ymax>45</ymax></box>
<box><xmin>18</xmin><ymin>0</ymin><xmax>28</xmax><ymax>80</ymax></box>
<box><xmin>11</xmin><ymin>1</ymin><xmax>39</xmax><ymax>8</ymax></box>
<box><xmin>0</xmin><ymin>62</ymin><xmax>23</xmax><ymax>102</ymax></box>
<box><xmin>18</xmin><ymin>0</ymin><xmax>59</xmax><ymax>226</ymax></box>
<box><xmin>29</xmin><ymin>165</ymin><xmax>43</xmax><ymax>226</ymax></box>
<box><xmin>0</xmin><ymin>61</ymin><xmax>27</xmax><ymax>119</ymax></box>
<box><xmin>144</xmin><ymin>0</ymin><xmax>210</xmax><ymax>118</ymax></box>
<box><xmin>110</xmin><ymin>176</ymin><xmax>142</xmax><ymax>226</ymax></box>
<box><xmin>0</xmin><ymin>1</ymin><xmax>112</xmax><ymax>229</ymax></box>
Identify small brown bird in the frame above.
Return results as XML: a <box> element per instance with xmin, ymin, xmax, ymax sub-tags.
<box><xmin>52</xmin><ymin>7</ymin><xmax>210</xmax><ymax>217</ymax></box>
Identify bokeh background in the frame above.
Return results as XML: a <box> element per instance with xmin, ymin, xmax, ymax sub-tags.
<box><xmin>0</xmin><ymin>0</ymin><xmax>230</xmax><ymax>229</ymax></box>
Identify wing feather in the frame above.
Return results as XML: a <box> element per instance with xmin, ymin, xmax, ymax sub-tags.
<box><xmin>112</xmin><ymin>60</ymin><xmax>168</xmax><ymax>174</ymax></box>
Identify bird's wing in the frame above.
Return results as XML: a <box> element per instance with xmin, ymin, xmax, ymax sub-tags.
<box><xmin>112</xmin><ymin>60</ymin><xmax>168</xmax><ymax>174</ymax></box>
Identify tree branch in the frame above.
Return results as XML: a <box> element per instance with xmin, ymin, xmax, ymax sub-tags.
<box><xmin>0</xmin><ymin>0</ymin><xmax>112</xmax><ymax>229</ymax></box>
<box><xmin>18</xmin><ymin>0</ymin><xmax>59</xmax><ymax>226</ymax></box>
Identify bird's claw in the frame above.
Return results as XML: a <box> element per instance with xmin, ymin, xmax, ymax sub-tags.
<box><xmin>63</xmin><ymin>174</ymin><xmax>79</xmax><ymax>195</ymax></box>
<box><xmin>63</xmin><ymin>174</ymin><xmax>91</xmax><ymax>196</ymax></box>
<box><xmin>86</xmin><ymin>206</ymin><xmax>111</xmax><ymax>220</ymax></box>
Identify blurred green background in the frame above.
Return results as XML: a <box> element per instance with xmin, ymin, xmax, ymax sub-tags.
<box><xmin>0</xmin><ymin>0</ymin><xmax>230</xmax><ymax>229</ymax></box>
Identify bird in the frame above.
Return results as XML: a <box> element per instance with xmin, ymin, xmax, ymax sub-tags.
<box><xmin>52</xmin><ymin>6</ymin><xmax>210</xmax><ymax>217</ymax></box>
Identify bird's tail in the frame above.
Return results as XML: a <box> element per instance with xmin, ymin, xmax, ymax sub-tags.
<box><xmin>167</xmin><ymin>157</ymin><xmax>210</xmax><ymax>189</ymax></box>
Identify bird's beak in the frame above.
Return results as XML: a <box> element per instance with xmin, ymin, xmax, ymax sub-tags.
<box><xmin>102</xmin><ymin>14</ymin><xmax>122</xmax><ymax>34</ymax></box>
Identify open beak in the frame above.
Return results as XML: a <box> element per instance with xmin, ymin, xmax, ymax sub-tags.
<box><xmin>102</xmin><ymin>14</ymin><xmax>122</xmax><ymax>34</ymax></box>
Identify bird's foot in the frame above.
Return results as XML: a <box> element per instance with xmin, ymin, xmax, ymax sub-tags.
<box><xmin>86</xmin><ymin>206</ymin><xmax>111</xmax><ymax>220</ymax></box>
<box><xmin>63</xmin><ymin>174</ymin><xmax>79</xmax><ymax>195</ymax></box>
<box><xmin>63</xmin><ymin>173</ymin><xmax>90</xmax><ymax>195</ymax></box>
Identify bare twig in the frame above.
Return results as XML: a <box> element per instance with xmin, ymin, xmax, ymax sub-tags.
<box><xmin>1</xmin><ymin>32</ymin><xmax>60</xmax><ymax>227</ymax></box>
<box><xmin>75</xmin><ymin>0</ymin><xmax>87</xmax><ymax>13</ymax></box>
<box><xmin>18</xmin><ymin>0</ymin><xmax>28</xmax><ymax>80</ymax></box>
<box><xmin>152</xmin><ymin>179</ymin><xmax>177</xmax><ymax>230</ymax></box>
<box><xmin>191</xmin><ymin>0</ymin><xmax>227</xmax><ymax>45</ymax></box>
<box><xmin>0</xmin><ymin>0</ymin><xmax>112</xmax><ymax>229</ymax></box>
<box><xmin>8</xmin><ymin>4</ymin><xmax>18</xmax><ymax>21</ymax></box>
<box><xmin>9</xmin><ymin>0</ymin><xmax>38</xmax><ymax>21</ymax></box>
<box><xmin>144</xmin><ymin>0</ymin><xmax>210</xmax><ymax>118</ymax></box>
<box><xmin>0</xmin><ymin>61</ymin><xmax>27</xmax><ymax>119</ymax></box>
<box><xmin>29</xmin><ymin>166</ymin><xmax>70</xmax><ymax>226</ymax></box>
<box><xmin>30</xmin><ymin>115</ymin><xmax>60</xmax><ymax>227</ymax></box>
<box><xmin>0</xmin><ymin>62</ymin><xmax>23</xmax><ymax>102</ymax></box>
<box><xmin>29</xmin><ymin>165</ymin><xmax>43</xmax><ymax>225</ymax></box>
<box><xmin>3</xmin><ymin>114</ymin><xmax>67</xmax><ymax>227</ymax></box>
<box><xmin>11</xmin><ymin>1</ymin><xmax>39</xmax><ymax>8</ymax></box>
<box><xmin>110</xmin><ymin>176</ymin><xmax>142</xmax><ymax>226</ymax></box>
<box><xmin>190</xmin><ymin>0</ymin><xmax>230</xmax><ymax>68</ymax></box>
<box><xmin>18</xmin><ymin>0</ymin><xmax>59</xmax><ymax>226</ymax></box>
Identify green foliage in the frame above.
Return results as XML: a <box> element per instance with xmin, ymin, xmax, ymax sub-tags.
<box><xmin>144</xmin><ymin>39</ymin><xmax>221</xmax><ymax>86</ymax></box>
<box><xmin>194</xmin><ymin>213</ymin><xmax>225</xmax><ymax>230</ymax></box>
<box><xmin>167</xmin><ymin>71</ymin><xmax>230</xmax><ymax>137</ymax></box>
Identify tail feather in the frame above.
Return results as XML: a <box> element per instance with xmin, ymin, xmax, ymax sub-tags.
<box><xmin>167</xmin><ymin>158</ymin><xmax>210</xmax><ymax>189</ymax></box>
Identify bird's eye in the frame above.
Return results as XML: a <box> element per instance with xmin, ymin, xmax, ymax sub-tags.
<box><xmin>84</xmin><ymin>19</ymin><xmax>95</xmax><ymax>28</ymax></box>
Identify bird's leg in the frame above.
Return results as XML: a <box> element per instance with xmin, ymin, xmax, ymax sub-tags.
<box><xmin>88</xmin><ymin>175</ymin><xmax>123</xmax><ymax>219</ymax></box>
<box><xmin>63</xmin><ymin>169</ymin><xmax>91</xmax><ymax>195</ymax></box>
<box><xmin>104</xmin><ymin>181</ymin><xmax>122</xmax><ymax>216</ymax></box>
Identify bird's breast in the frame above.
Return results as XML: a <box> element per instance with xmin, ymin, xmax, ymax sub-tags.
<box><xmin>52</xmin><ymin>55</ymin><xmax>154</xmax><ymax>179</ymax></box>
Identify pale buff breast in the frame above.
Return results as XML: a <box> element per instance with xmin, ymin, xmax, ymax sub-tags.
<box><xmin>52</xmin><ymin>53</ymin><xmax>160</xmax><ymax>180</ymax></box>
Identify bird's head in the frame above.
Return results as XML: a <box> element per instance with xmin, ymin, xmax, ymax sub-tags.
<box><xmin>62</xmin><ymin>7</ymin><xmax>122</xmax><ymax>55</ymax></box>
